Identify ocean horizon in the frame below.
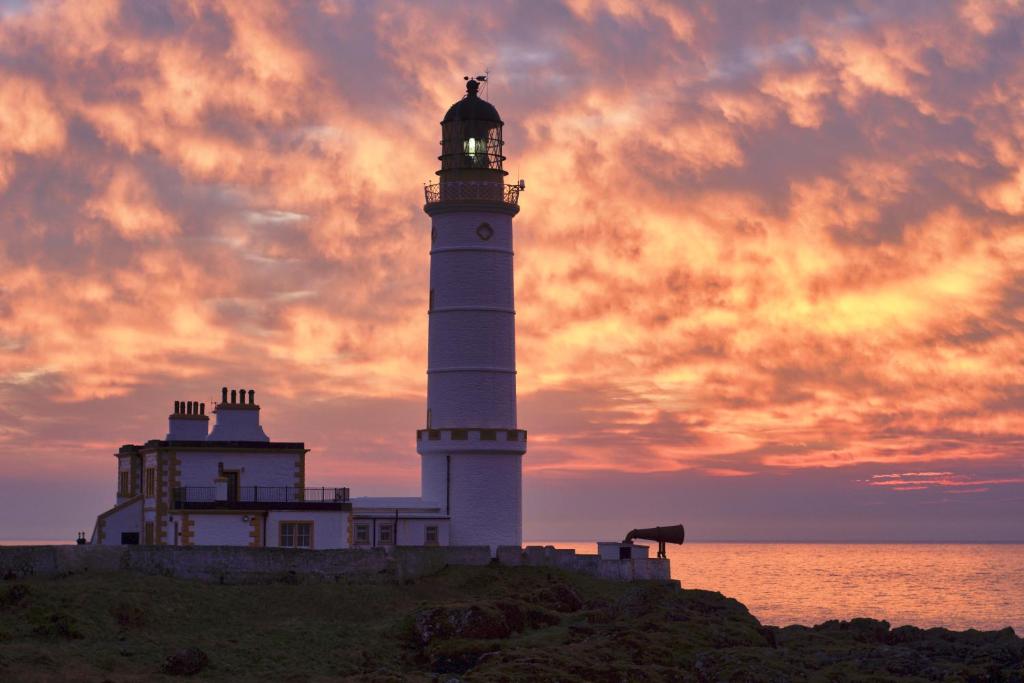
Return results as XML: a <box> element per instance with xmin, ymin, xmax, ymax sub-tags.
<box><xmin>3</xmin><ymin>540</ymin><xmax>1020</xmax><ymax>634</ymax></box>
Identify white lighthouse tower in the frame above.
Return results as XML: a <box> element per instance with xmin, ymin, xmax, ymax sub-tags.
<box><xmin>417</xmin><ymin>79</ymin><xmax>526</xmax><ymax>548</ymax></box>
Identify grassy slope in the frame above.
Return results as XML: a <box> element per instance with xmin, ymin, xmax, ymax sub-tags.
<box><xmin>0</xmin><ymin>566</ymin><xmax>1020</xmax><ymax>682</ymax></box>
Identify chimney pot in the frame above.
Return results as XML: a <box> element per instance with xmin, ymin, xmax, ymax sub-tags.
<box><xmin>221</xmin><ymin>387</ymin><xmax>228</xmax><ymax>403</ymax></box>
<box><xmin>200</xmin><ymin>403</ymin><xmax>205</xmax><ymax>416</ymax></box>
<box><xmin>188</xmin><ymin>401</ymin><xmax>195</xmax><ymax>415</ymax></box>
<box><xmin>248</xmin><ymin>389</ymin><xmax>255</xmax><ymax>405</ymax></box>
<box><xmin>174</xmin><ymin>400</ymin><xmax>180</xmax><ymax>414</ymax></box>
<box><xmin>230</xmin><ymin>389</ymin><xmax>237</xmax><ymax>404</ymax></box>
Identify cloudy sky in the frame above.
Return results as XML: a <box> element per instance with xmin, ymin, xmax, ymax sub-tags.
<box><xmin>1</xmin><ymin>0</ymin><xmax>1022</xmax><ymax>541</ymax></box>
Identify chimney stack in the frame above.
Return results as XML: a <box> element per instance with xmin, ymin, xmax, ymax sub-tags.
<box><xmin>208</xmin><ymin>383</ymin><xmax>269</xmax><ymax>442</ymax></box>
<box><xmin>167</xmin><ymin>397</ymin><xmax>209</xmax><ymax>441</ymax></box>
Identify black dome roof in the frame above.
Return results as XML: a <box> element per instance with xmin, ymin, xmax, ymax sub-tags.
<box><xmin>442</xmin><ymin>81</ymin><xmax>502</xmax><ymax>124</ymax></box>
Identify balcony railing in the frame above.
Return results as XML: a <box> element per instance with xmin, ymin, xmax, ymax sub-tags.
<box><xmin>172</xmin><ymin>486</ymin><xmax>350</xmax><ymax>509</ymax></box>
<box><xmin>424</xmin><ymin>181</ymin><xmax>520</xmax><ymax>207</ymax></box>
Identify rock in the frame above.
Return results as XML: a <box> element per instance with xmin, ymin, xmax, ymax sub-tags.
<box><xmin>162</xmin><ymin>647</ymin><xmax>209</xmax><ymax>676</ymax></box>
<box><xmin>533</xmin><ymin>583</ymin><xmax>583</xmax><ymax>613</ymax></box>
<box><xmin>411</xmin><ymin>604</ymin><xmax>511</xmax><ymax>646</ymax></box>
<box><xmin>812</xmin><ymin>617</ymin><xmax>891</xmax><ymax>643</ymax></box>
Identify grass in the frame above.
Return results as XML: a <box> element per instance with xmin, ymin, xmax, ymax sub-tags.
<box><xmin>0</xmin><ymin>565</ymin><xmax>633</xmax><ymax>681</ymax></box>
<box><xmin>1</xmin><ymin>565</ymin><xmax>1020</xmax><ymax>681</ymax></box>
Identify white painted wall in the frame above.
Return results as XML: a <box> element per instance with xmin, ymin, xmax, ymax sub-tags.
<box><xmin>166</xmin><ymin>416</ymin><xmax>209</xmax><ymax>440</ymax></box>
<box><xmin>207</xmin><ymin>406</ymin><xmax>269</xmax><ymax>441</ymax></box>
<box><xmin>422</xmin><ymin>203</ymin><xmax>526</xmax><ymax>551</ymax></box>
<box><xmin>93</xmin><ymin>498</ymin><xmax>142</xmax><ymax>545</ymax></box>
<box><xmin>350</xmin><ymin>517</ymin><xmax>450</xmax><ymax>547</ymax></box>
<box><xmin>266</xmin><ymin>510</ymin><xmax>349</xmax><ymax>549</ymax></box>
<box><xmin>448</xmin><ymin>452</ymin><xmax>522</xmax><ymax>549</ymax></box>
<box><xmin>176</xmin><ymin>450</ymin><xmax>299</xmax><ymax>489</ymax></box>
<box><xmin>180</xmin><ymin>513</ymin><xmax>252</xmax><ymax>546</ymax></box>
<box><xmin>427</xmin><ymin>210</ymin><xmax>518</xmax><ymax>428</ymax></box>
<box><xmin>420</xmin><ymin>453</ymin><xmax>447</xmax><ymax>508</ymax></box>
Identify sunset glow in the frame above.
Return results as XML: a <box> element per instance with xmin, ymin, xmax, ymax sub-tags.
<box><xmin>0</xmin><ymin>0</ymin><xmax>1022</xmax><ymax>541</ymax></box>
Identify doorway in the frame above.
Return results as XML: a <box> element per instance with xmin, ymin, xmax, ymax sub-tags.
<box><xmin>224</xmin><ymin>471</ymin><xmax>240</xmax><ymax>502</ymax></box>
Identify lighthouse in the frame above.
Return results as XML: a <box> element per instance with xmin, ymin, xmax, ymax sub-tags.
<box><xmin>416</xmin><ymin>79</ymin><xmax>527</xmax><ymax>548</ymax></box>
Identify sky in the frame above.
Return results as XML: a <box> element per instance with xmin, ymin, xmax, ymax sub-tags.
<box><xmin>0</xmin><ymin>0</ymin><xmax>1022</xmax><ymax>542</ymax></box>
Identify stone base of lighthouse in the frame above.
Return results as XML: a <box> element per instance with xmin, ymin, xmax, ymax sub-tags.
<box><xmin>418</xmin><ymin>430</ymin><xmax>526</xmax><ymax>548</ymax></box>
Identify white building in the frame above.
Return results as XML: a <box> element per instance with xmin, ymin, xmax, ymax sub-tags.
<box><xmin>93</xmin><ymin>80</ymin><xmax>526</xmax><ymax>552</ymax></box>
<box><xmin>92</xmin><ymin>389</ymin><xmax>352</xmax><ymax>549</ymax></box>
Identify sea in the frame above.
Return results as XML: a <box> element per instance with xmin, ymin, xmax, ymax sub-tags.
<box><xmin>4</xmin><ymin>540</ymin><xmax>1021</xmax><ymax>633</ymax></box>
<box><xmin>534</xmin><ymin>542</ymin><xmax>1024</xmax><ymax>634</ymax></box>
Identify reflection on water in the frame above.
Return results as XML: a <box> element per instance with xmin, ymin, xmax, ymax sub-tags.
<box><xmin>532</xmin><ymin>542</ymin><xmax>1024</xmax><ymax>633</ymax></box>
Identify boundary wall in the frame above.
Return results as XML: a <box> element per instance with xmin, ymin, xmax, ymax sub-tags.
<box><xmin>0</xmin><ymin>544</ymin><xmax>670</xmax><ymax>584</ymax></box>
<box><xmin>501</xmin><ymin>545</ymin><xmax>671</xmax><ymax>581</ymax></box>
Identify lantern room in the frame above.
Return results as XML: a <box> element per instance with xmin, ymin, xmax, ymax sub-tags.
<box><xmin>439</xmin><ymin>78</ymin><xmax>506</xmax><ymax>181</ymax></box>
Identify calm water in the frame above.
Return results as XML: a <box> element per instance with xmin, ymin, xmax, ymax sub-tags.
<box><xmin>5</xmin><ymin>540</ymin><xmax>1021</xmax><ymax>632</ymax></box>
<box><xmin>537</xmin><ymin>542</ymin><xmax>1024</xmax><ymax>633</ymax></box>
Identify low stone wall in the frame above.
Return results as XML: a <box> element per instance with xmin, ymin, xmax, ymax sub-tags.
<box><xmin>0</xmin><ymin>545</ymin><xmax>488</xmax><ymax>584</ymax></box>
<box><xmin>0</xmin><ymin>544</ymin><xmax>667</xmax><ymax>584</ymax></box>
<box><xmin>497</xmin><ymin>545</ymin><xmax>671</xmax><ymax>581</ymax></box>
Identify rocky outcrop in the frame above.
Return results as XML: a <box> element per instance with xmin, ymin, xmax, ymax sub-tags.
<box><xmin>406</xmin><ymin>580</ymin><xmax>1024</xmax><ymax>681</ymax></box>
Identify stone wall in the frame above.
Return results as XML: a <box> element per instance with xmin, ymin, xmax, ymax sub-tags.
<box><xmin>0</xmin><ymin>544</ymin><xmax>490</xmax><ymax>584</ymax></box>
<box><xmin>497</xmin><ymin>545</ymin><xmax>672</xmax><ymax>582</ymax></box>
<box><xmin>0</xmin><ymin>543</ymin><xmax>668</xmax><ymax>584</ymax></box>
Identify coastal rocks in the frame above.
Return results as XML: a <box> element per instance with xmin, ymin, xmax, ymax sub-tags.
<box><xmin>760</xmin><ymin>619</ymin><xmax>1024</xmax><ymax>682</ymax></box>
<box><xmin>161</xmin><ymin>647</ymin><xmax>209</xmax><ymax>676</ymax></box>
<box><xmin>531</xmin><ymin>583</ymin><xmax>583</xmax><ymax>613</ymax></box>
<box><xmin>411</xmin><ymin>604</ymin><xmax>513</xmax><ymax>645</ymax></box>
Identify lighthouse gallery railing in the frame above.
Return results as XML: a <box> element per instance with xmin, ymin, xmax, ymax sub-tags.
<box><xmin>424</xmin><ymin>181</ymin><xmax>520</xmax><ymax>206</ymax></box>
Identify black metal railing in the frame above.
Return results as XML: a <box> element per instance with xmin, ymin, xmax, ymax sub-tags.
<box><xmin>424</xmin><ymin>181</ymin><xmax>520</xmax><ymax>206</ymax></box>
<box><xmin>172</xmin><ymin>486</ymin><xmax>350</xmax><ymax>507</ymax></box>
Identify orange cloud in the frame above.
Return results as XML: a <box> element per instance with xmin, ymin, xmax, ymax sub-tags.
<box><xmin>0</xmin><ymin>0</ymin><xmax>1022</xmax><ymax>506</ymax></box>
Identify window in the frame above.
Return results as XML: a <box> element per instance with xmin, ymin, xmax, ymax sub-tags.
<box><xmin>144</xmin><ymin>468</ymin><xmax>156</xmax><ymax>497</ymax></box>
<box><xmin>425</xmin><ymin>526</ymin><xmax>439</xmax><ymax>545</ymax></box>
<box><xmin>355</xmin><ymin>524</ymin><xmax>370</xmax><ymax>545</ymax></box>
<box><xmin>144</xmin><ymin>522</ymin><xmax>154</xmax><ymax>545</ymax></box>
<box><xmin>280</xmin><ymin>522</ymin><xmax>313</xmax><ymax>549</ymax></box>
<box><xmin>118</xmin><ymin>471</ymin><xmax>131</xmax><ymax>496</ymax></box>
<box><xmin>379</xmin><ymin>523</ymin><xmax>394</xmax><ymax>545</ymax></box>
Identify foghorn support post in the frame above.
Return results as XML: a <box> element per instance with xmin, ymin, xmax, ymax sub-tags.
<box><xmin>623</xmin><ymin>524</ymin><xmax>686</xmax><ymax>559</ymax></box>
